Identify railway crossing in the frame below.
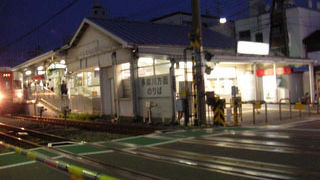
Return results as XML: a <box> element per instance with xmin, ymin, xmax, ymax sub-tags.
<box><xmin>1</xmin><ymin>117</ymin><xmax>320</xmax><ymax>179</ymax></box>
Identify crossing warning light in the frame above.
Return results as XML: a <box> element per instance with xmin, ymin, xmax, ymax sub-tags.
<box><xmin>131</xmin><ymin>48</ymin><xmax>139</xmax><ymax>59</ymax></box>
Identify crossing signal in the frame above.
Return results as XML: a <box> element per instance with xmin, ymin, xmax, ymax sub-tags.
<box><xmin>131</xmin><ymin>48</ymin><xmax>139</xmax><ymax>59</ymax></box>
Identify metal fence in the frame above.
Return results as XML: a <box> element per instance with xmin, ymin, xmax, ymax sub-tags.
<box><xmin>176</xmin><ymin>98</ymin><xmax>319</xmax><ymax>126</ymax></box>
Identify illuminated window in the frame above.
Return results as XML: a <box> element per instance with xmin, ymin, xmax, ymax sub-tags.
<box><xmin>155</xmin><ymin>59</ymin><xmax>170</xmax><ymax>75</ymax></box>
<box><xmin>121</xmin><ymin>63</ymin><xmax>130</xmax><ymax>79</ymax></box>
<box><xmin>138</xmin><ymin>57</ymin><xmax>154</xmax><ymax>77</ymax></box>
<box><xmin>155</xmin><ymin>59</ymin><xmax>169</xmax><ymax>65</ymax></box>
<box><xmin>138</xmin><ymin>57</ymin><xmax>171</xmax><ymax>77</ymax></box>
<box><xmin>138</xmin><ymin>57</ymin><xmax>153</xmax><ymax>67</ymax></box>
<box><xmin>155</xmin><ymin>63</ymin><xmax>170</xmax><ymax>75</ymax></box>
<box><xmin>74</xmin><ymin>73</ymin><xmax>83</xmax><ymax>87</ymax></box>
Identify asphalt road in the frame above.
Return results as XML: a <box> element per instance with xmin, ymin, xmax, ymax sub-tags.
<box><xmin>1</xmin><ymin>117</ymin><xmax>320</xmax><ymax>179</ymax></box>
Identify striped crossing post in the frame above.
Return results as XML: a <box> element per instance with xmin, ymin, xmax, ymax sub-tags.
<box><xmin>190</xmin><ymin>0</ymin><xmax>206</xmax><ymax>126</ymax></box>
<box><xmin>213</xmin><ymin>97</ymin><xmax>225</xmax><ymax>126</ymax></box>
<box><xmin>0</xmin><ymin>141</ymin><xmax>118</xmax><ymax>180</ymax></box>
<box><xmin>192</xmin><ymin>57</ymin><xmax>198</xmax><ymax>126</ymax></box>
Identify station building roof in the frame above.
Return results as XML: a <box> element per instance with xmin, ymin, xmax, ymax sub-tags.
<box><xmin>69</xmin><ymin>17</ymin><xmax>236</xmax><ymax>49</ymax></box>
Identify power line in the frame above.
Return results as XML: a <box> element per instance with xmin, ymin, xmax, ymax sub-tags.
<box><xmin>0</xmin><ymin>0</ymin><xmax>79</xmax><ymax>52</ymax></box>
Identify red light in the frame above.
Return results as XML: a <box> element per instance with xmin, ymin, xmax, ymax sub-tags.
<box><xmin>2</xmin><ymin>74</ymin><xmax>10</xmax><ymax>78</ymax></box>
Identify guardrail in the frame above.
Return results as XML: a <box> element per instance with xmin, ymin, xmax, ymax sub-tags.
<box><xmin>0</xmin><ymin>141</ymin><xmax>118</xmax><ymax>180</ymax></box>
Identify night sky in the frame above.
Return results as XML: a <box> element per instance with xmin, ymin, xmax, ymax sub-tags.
<box><xmin>0</xmin><ymin>0</ymin><xmax>297</xmax><ymax>66</ymax></box>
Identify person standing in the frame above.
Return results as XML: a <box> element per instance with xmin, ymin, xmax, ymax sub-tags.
<box><xmin>60</xmin><ymin>80</ymin><xmax>67</xmax><ymax>95</ymax></box>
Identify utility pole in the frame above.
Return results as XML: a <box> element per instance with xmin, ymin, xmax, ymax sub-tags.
<box><xmin>190</xmin><ymin>0</ymin><xmax>206</xmax><ymax>125</ymax></box>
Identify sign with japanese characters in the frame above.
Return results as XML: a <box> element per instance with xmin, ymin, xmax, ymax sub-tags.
<box><xmin>139</xmin><ymin>75</ymin><xmax>170</xmax><ymax>97</ymax></box>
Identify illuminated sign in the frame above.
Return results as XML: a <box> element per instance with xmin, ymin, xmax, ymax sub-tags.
<box><xmin>48</xmin><ymin>63</ymin><xmax>66</xmax><ymax>70</ymax></box>
<box><xmin>237</xmin><ymin>41</ymin><xmax>269</xmax><ymax>55</ymax></box>
<box><xmin>139</xmin><ymin>75</ymin><xmax>170</xmax><ymax>97</ymax></box>
<box><xmin>256</xmin><ymin>67</ymin><xmax>292</xmax><ymax>77</ymax></box>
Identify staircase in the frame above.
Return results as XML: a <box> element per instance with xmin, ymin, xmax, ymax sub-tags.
<box><xmin>32</xmin><ymin>87</ymin><xmax>69</xmax><ymax>114</ymax></box>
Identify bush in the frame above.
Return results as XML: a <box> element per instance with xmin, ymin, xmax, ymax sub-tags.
<box><xmin>60</xmin><ymin>113</ymin><xmax>101</xmax><ymax>121</ymax></box>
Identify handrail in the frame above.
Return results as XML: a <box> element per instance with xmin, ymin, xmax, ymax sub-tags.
<box><xmin>0</xmin><ymin>141</ymin><xmax>118</xmax><ymax>180</ymax></box>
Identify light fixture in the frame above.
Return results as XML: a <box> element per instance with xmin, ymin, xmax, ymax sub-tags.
<box><xmin>38</xmin><ymin>71</ymin><xmax>45</xmax><ymax>75</ymax></box>
<box><xmin>60</xmin><ymin>59</ymin><xmax>66</xmax><ymax>64</ymax></box>
<box><xmin>17</xmin><ymin>92</ymin><xmax>23</xmax><ymax>98</ymax></box>
<box><xmin>94</xmin><ymin>67</ymin><xmax>100</xmax><ymax>71</ymax></box>
<box><xmin>25</xmin><ymin>70</ymin><xmax>32</xmax><ymax>76</ymax></box>
<box><xmin>37</xmin><ymin>66</ymin><xmax>43</xmax><ymax>71</ymax></box>
<box><xmin>219</xmin><ymin>17</ymin><xmax>227</xmax><ymax>24</ymax></box>
<box><xmin>77</xmin><ymin>73</ymin><xmax>83</xmax><ymax>77</ymax></box>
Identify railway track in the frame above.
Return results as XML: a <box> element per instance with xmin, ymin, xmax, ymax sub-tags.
<box><xmin>0</xmin><ymin>122</ymin><xmax>71</xmax><ymax>148</ymax></box>
<box><xmin>8</xmin><ymin>115</ymin><xmax>158</xmax><ymax>135</ymax></box>
<box><xmin>0</xmin><ymin>123</ymin><xmax>167</xmax><ymax>180</ymax></box>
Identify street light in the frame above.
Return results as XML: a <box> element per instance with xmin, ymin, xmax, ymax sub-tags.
<box><xmin>219</xmin><ymin>17</ymin><xmax>227</xmax><ymax>24</ymax></box>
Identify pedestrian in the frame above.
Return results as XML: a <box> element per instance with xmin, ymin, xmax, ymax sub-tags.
<box><xmin>301</xmin><ymin>92</ymin><xmax>310</xmax><ymax>104</ymax></box>
<box><xmin>176</xmin><ymin>98</ymin><xmax>184</xmax><ymax>122</ymax></box>
<box><xmin>60</xmin><ymin>80</ymin><xmax>68</xmax><ymax>95</ymax></box>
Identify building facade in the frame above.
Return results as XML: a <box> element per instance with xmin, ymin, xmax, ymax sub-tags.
<box><xmin>13</xmin><ymin>14</ymin><xmax>317</xmax><ymax>123</ymax></box>
<box><xmin>235</xmin><ymin>5</ymin><xmax>320</xmax><ymax>102</ymax></box>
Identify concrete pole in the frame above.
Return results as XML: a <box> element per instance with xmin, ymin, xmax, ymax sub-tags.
<box><xmin>130</xmin><ymin>49</ymin><xmax>139</xmax><ymax>121</ymax></box>
<box><xmin>309</xmin><ymin>63</ymin><xmax>315</xmax><ymax>103</ymax></box>
<box><xmin>170</xmin><ymin>59</ymin><xmax>176</xmax><ymax>124</ymax></box>
<box><xmin>273</xmin><ymin>63</ymin><xmax>278</xmax><ymax>102</ymax></box>
<box><xmin>191</xmin><ymin>0</ymin><xmax>206</xmax><ymax>125</ymax></box>
<box><xmin>111</xmin><ymin>52</ymin><xmax>120</xmax><ymax>119</ymax></box>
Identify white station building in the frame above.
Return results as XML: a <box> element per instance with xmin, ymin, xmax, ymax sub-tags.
<box><xmin>13</xmin><ymin>11</ymin><xmax>318</xmax><ymax>122</ymax></box>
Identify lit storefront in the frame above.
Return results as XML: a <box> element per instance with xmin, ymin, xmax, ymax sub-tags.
<box><xmin>175</xmin><ymin>61</ymin><xmax>256</xmax><ymax>103</ymax></box>
<box><xmin>69</xmin><ymin>68</ymin><xmax>101</xmax><ymax>114</ymax></box>
<box><xmin>46</xmin><ymin>61</ymin><xmax>67</xmax><ymax>94</ymax></box>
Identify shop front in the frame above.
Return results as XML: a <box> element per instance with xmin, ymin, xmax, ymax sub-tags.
<box><xmin>69</xmin><ymin>68</ymin><xmax>101</xmax><ymax>114</ymax></box>
<box><xmin>175</xmin><ymin>61</ymin><xmax>256</xmax><ymax>103</ymax></box>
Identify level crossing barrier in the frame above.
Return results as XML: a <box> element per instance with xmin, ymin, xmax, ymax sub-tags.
<box><xmin>0</xmin><ymin>141</ymin><xmax>118</xmax><ymax>180</ymax></box>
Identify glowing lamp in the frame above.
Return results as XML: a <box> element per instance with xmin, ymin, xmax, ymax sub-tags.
<box><xmin>219</xmin><ymin>17</ymin><xmax>227</xmax><ymax>24</ymax></box>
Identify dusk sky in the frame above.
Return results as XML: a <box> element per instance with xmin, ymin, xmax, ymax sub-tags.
<box><xmin>0</xmin><ymin>0</ymin><xmax>276</xmax><ymax>66</ymax></box>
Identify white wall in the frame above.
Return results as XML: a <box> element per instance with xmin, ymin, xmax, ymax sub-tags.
<box><xmin>67</xmin><ymin>26</ymin><xmax>121</xmax><ymax>72</ymax></box>
<box><xmin>235</xmin><ymin>7</ymin><xmax>320</xmax><ymax>58</ymax></box>
<box><xmin>66</xmin><ymin>24</ymin><xmax>134</xmax><ymax>116</ymax></box>
<box><xmin>235</xmin><ymin>13</ymin><xmax>270</xmax><ymax>43</ymax></box>
<box><xmin>293</xmin><ymin>8</ymin><xmax>320</xmax><ymax>59</ymax></box>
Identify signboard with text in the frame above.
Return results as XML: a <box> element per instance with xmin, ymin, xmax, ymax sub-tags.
<box><xmin>139</xmin><ymin>75</ymin><xmax>171</xmax><ymax>98</ymax></box>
